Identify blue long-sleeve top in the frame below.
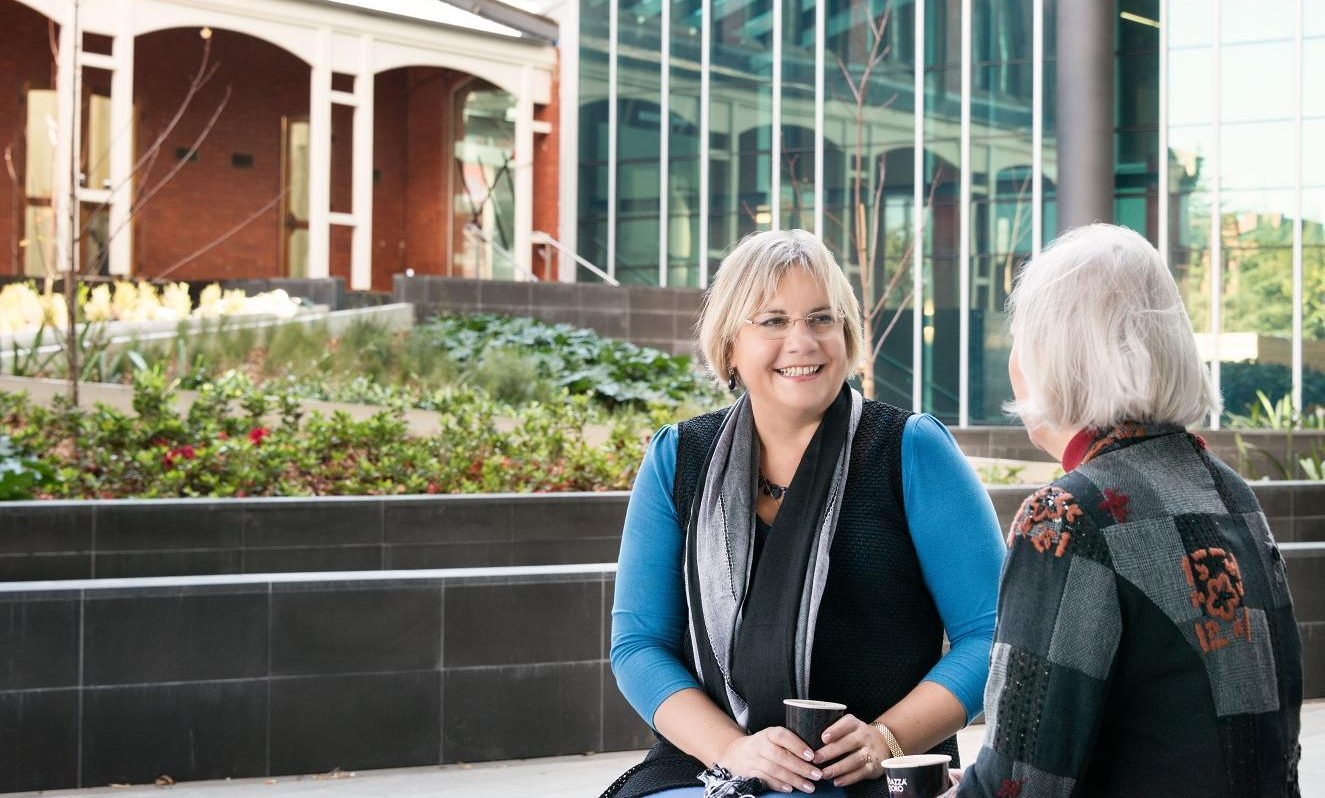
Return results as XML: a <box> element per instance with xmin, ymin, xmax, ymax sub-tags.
<box><xmin>610</xmin><ymin>412</ymin><xmax>1006</xmax><ymax>729</ymax></box>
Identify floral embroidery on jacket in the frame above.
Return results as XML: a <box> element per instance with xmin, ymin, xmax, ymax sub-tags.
<box><xmin>1010</xmin><ymin>486</ymin><xmax>1083</xmax><ymax>557</ymax></box>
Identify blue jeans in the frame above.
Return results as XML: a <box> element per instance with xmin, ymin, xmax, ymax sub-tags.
<box><xmin>646</xmin><ymin>786</ymin><xmax>848</xmax><ymax>797</ymax></box>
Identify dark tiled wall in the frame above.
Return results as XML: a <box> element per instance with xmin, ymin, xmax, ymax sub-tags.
<box><xmin>3</xmin><ymin>485</ymin><xmax>1322</xmax><ymax>581</ymax></box>
<box><xmin>392</xmin><ymin>275</ymin><xmax>704</xmax><ymax>356</ymax></box>
<box><xmin>0</xmin><ymin>569</ymin><xmax>651</xmax><ymax>792</ymax></box>
<box><xmin>952</xmin><ymin>427</ymin><xmax>1325</xmax><ymax>482</ymax></box>
<box><xmin>0</xmin><ymin>494</ymin><xmax>630</xmax><ymax>582</ymax></box>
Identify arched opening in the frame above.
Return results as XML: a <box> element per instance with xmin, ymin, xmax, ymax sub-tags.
<box><xmin>1</xmin><ymin>0</ymin><xmax>60</xmax><ymax>277</ymax></box>
<box><xmin>131</xmin><ymin>26</ymin><xmax>310</xmax><ymax>282</ymax></box>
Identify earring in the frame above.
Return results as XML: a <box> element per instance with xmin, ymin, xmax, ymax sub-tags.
<box><xmin>727</xmin><ymin>370</ymin><xmax>738</xmax><ymax>391</ymax></box>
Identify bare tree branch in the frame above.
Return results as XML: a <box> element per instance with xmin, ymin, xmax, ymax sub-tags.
<box><xmin>152</xmin><ymin>187</ymin><xmax>289</xmax><ymax>281</ymax></box>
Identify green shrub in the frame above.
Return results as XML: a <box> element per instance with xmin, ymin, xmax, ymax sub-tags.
<box><xmin>0</xmin><ymin>373</ymin><xmax>650</xmax><ymax>500</ymax></box>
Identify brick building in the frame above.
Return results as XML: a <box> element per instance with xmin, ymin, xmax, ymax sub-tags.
<box><xmin>1</xmin><ymin>0</ymin><xmax>565</xmax><ymax>292</ymax></box>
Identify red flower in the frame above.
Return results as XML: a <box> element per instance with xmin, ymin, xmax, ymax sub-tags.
<box><xmin>248</xmin><ymin>427</ymin><xmax>270</xmax><ymax>445</ymax></box>
<box><xmin>217</xmin><ymin>431</ymin><xmax>228</xmax><ymax>440</ymax></box>
<box><xmin>177</xmin><ymin>445</ymin><xmax>196</xmax><ymax>460</ymax></box>
<box><xmin>426</xmin><ymin>481</ymin><xmax>440</xmax><ymax>494</ymax></box>
<box><xmin>1098</xmin><ymin>488</ymin><xmax>1131</xmax><ymax>523</ymax></box>
<box><xmin>996</xmin><ymin>778</ymin><xmax>1028</xmax><ymax>797</ymax></box>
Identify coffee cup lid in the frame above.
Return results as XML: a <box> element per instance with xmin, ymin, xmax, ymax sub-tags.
<box><xmin>882</xmin><ymin>754</ymin><xmax>952</xmax><ymax>768</ymax></box>
<box><xmin>782</xmin><ymin>699</ymin><xmax>848</xmax><ymax>710</ymax></box>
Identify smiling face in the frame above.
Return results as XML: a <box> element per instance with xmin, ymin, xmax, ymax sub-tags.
<box><xmin>729</xmin><ymin>267</ymin><xmax>850</xmax><ymax>424</ymax></box>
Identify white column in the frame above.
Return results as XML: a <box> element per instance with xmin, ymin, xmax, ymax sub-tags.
<box><xmin>54</xmin><ymin>20</ymin><xmax>76</xmax><ymax>275</ymax></box>
<box><xmin>350</xmin><ymin>35</ymin><xmax>374</xmax><ymax>291</ymax></box>
<box><xmin>108</xmin><ymin>12</ymin><xmax>134</xmax><ymax>277</ymax></box>
<box><xmin>557</xmin><ymin>0</ymin><xmax>580</xmax><ymax>281</ymax></box>
<box><xmin>770</xmin><ymin>0</ymin><xmax>781</xmax><ymax>232</ymax></box>
<box><xmin>514</xmin><ymin>66</ymin><xmax>535</xmax><ymax>280</ymax></box>
<box><xmin>698</xmin><ymin>0</ymin><xmax>710</xmax><ymax>286</ymax></box>
<box><xmin>813</xmin><ymin>0</ymin><xmax>824</xmax><ymax>238</ymax></box>
<box><xmin>1031</xmin><ymin>0</ymin><xmax>1043</xmax><ymax>259</ymax></box>
<box><xmin>306</xmin><ymin>27</ymin><xmax>332</xmax><ymax>279</ymax></box>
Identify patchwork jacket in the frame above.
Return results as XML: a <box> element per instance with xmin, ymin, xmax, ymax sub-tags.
<box><xmin>954</xmin><ymin>423</ymin><xmax>1302</xmax><ymax>797</ymax></box>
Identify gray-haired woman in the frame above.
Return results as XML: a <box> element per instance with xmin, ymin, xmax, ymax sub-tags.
<box><xmin>953</xmin><ymin>224</ymin><xmax>1303</xmax><ymax>796</ymax></box>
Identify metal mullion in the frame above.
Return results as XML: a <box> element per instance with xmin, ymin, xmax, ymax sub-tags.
<box><xmin>814</xmin><ymin>0</ymin><xmax>824</xmax><ymax>237</ymax></box>
<box><xmin>699</xmin><ymin>0</ymin><xmax>711</xmax><ymax>287</ymax></box>
<box><xmin>771</xmin><ymin>0</ymin><xmax>782</xmax><ymax>231</ymax></box>
<box><xmin>913</xmin><ymin>0</ymin><xmax>925</xmax><ymax>412</ymax></box>
<box><xmin>1293</xmin><ymin>0</ymin><xmax>1305</xmax><ymax>415</ymax></box>
<box><xmin>607</xmin><ymin>0</ymin><xmax>618</xmax><ymax>280</ymax></box>
<box><xmin>660</xmin><ymin>1</ymin><xmax>670</xmax><ymax>287</ymax></box>
<box><xmin>959</xmin><ymin>0</ymin><xmax>972</xmax><ymax>427</ymax></box>
<box><xmin>1158</xmin><ymin>0</ymin><xmax>1169</xmax><ymax>260</ymax></box>
<box><xmin>1209</xmin><ymin>2</ymin><xmax>1222</xmax><ymax>429</ymax></box>
<box><xmin>1032</xmin><ymin>0</ymin><xmax>1043</xmax><ymax>258</ymax></box>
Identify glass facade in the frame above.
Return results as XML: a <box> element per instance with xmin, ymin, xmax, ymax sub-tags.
<box><xmin>578</xmin><ymin>0</ymin><xmax>1323</xmax><ymax>426</ymax></box>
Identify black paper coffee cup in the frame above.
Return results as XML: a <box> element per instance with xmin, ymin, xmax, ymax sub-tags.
<box><xmin>783</xmin><ymin>698</ymin><xmax>846</xmax><ymax>750</ymax></box>
<box><xmin>882</xmin><ymin>753</ymin><xmax>951</xmax><ymax>797</ymax></box>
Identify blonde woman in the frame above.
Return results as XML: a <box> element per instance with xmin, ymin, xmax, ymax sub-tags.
<box><xmin>602</xmin><ymin>230</ymin><xmax>1005</xmax><ymax>798</ymax></box>
<box><xmin>952</xmin><ymin>224</ymin><xmax>1303</xmax><ymax>796</ymax></box>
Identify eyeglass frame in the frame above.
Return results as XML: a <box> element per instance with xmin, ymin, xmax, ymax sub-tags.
<box><xmin>741</xmin><ymin>310</ymin><xmax>844</xmax><ymax>339</ymax></box>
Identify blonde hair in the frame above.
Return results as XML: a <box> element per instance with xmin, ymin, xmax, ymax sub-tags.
<box><xmin>1005</xmin><ymin>223</ymin><xmax>1220</xmax><ymax>431</ymax></box>
<box><xmin>697</xmin><ymin>229</ymin><xmax>864</xmax><ymax>387</ymax></box>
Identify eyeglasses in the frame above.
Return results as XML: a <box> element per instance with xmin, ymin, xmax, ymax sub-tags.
<box><xmin>742</xmin><ymin>311</ymin><xmax>843</xmax><ymax>340</ymax></box>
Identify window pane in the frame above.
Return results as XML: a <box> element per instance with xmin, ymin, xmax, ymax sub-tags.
<box><xmin>1220</xmin><ymin>122</ymin><xmax>1296</xmax><ymax>190</ymax></box>
<box><xmin>1305</xmin><ymin>246</ymin><xmax>1325</xmax><ymax>418</ymax></box>
<box><xmin>577</xmin><ymin>0</ymin><xmax>611</xmax><ymax>281</ymax></box>
<box><xmin>668</xmin><ymin>0</ymin><xmax>703</xmax><ymax>287</ymax></box>
<box><xmin>825</xmin><ymin>0</ymin><xmax>918</xmax><ymax>409</ymax></box>
<box><xmin>1168</xmin><ymin>47</ymin><xmax>1214</xmax><ymax>126</ymax></box>
<box><xmin>1219</xmin><ymin>42</ymin><xmax>1296</xmax><ymax>123</ymax></box>
<box><xmin>25</xmin><ymin>89</ymin><xmax>56</xmax><ymax>200</ymax></box>
<box><xmin>1169</xmin><ymin>0</ymin><xmax>1215</xmax><ymax>48</ymax></box>
<box><xmin>23</xmin><ymin>206</ymin><xmax>55</xmax><ymax>277</ymax></box>
<box><xmin>616</xmin><ymin>2</ymin><xmax>663</xmax><ymax>287</ymax></box>
<box><xmin>1306</xmin><ymin>39</ymin><xmax>1325</xmax><ymax>119</ymax></box>
<box><xmin>709</xmin><ymin>0</ymin><xmax>772</xmax><ymax>271</ymax></box>
<box><xmin>1219</xmin><ymin>0</ymin><xmax>1295</xmax><ymax>45</ymax></box>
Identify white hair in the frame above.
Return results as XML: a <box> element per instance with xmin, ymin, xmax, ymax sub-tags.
<box><xmin>1005</xmin><ymin>223</ymin><xmax>1220</xmax><ymax>431</ymax></box>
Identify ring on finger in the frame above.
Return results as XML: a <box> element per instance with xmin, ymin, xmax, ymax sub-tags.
<box><xmin>858</xmin><ymin>746</ymin><xmax>874</xmax><ymax>768</ymax></box>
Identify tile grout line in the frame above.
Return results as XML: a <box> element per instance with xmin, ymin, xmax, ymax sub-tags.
<box><xmin>265</xmin><ymin>580</ymin><xmax>273</xmax><ymax>777</ymax></box>
<box><xmin>76</xmin><ymin>587</ymin><xmax>85</xmax><ymax>788</ymax></box>
<box><xmin>445</xmin><ymin>580</ymin><xmax>450</xmax><ymax>768</ymax></box>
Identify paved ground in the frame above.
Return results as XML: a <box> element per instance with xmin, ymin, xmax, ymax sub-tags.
<box><xmin>18</xmin><ymin>701</ymin><xmax>1325</xmax><ymax>797</ymax></box>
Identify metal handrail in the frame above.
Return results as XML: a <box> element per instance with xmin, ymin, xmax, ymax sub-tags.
<box><xmin>462</xmin><ymin>222</ymin><xmax>539</xmax><ymax>282</ymax></box>
<box><xmin>531</xmin><ymin>231</ymin><xmax>620</xmax><ymax>286</ymax></box>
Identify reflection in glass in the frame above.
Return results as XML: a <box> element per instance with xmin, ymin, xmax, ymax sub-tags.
<box><xmin>709</xmin><ymin>0</ymin><xmax>772</xmax><ymax>271</ymax></box>
<box><xmin>921</xmin><ymin>0</ymin><xmax>962</xmax><ymax>423</ymax></box>
<box><xmin>455</xmin><ymin>86</ymin><xmax>517</xmax><ymax>281</ymax></box>
<box><xmin>577</xmin><ymin>0</ymin><xmax>611</xmax><ymax>281</ymax></box>
<box><xmin>669</xmin><ymin>0</ymin><xmax>703</xmax><ymax>287</ymax></box>
<box><xmin>825</xmin><ymin>0</ymin><xmax>917</xmax><ymax>408</ymax></box>
<box><xmin>780</xmin><ymin>0</ymin><xmax>817</xmax><ymax>232</ymax></box>
<box><xmin>1305</xmin><ymin>245</ymin><xmax>1325</xmax><ymax>416</ymax></box>
<box><xmin>615</xmin><ymin>3</ymin><xmax>663</xmax><ymax>286</ymax></box>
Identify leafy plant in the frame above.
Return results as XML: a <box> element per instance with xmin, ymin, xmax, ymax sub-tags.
<box><xmin>0</xmin><ymin>435</ymin><xmax>55</xmax><ymax>501</ymax></box>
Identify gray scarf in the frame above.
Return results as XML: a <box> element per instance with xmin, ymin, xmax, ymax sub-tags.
<box><xmin>683</xmin><ymin>388</ymin><xmax>863</xmax><ymax>729</ymax></box>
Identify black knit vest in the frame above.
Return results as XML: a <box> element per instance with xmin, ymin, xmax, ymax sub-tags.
<box><xmin>601</xmin><ymin>400</ymin><xmax>958</xmax><ymax>798</ymax></box>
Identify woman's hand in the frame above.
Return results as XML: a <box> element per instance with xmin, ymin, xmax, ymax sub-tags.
<box><xmin>720</xmin><ymin>726</ymin><xmax>826</xmax><ymax>793</ymax></box>
<box><xmin>812</xmin><ymin>714</ymin><xmax>890</xmax><ymax>787</ymax></box>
